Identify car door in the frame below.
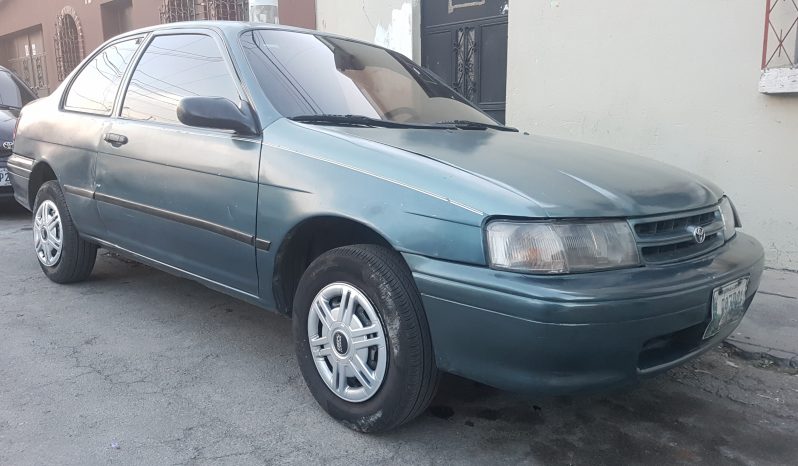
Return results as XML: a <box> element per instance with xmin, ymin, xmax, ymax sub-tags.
<box><xmin>43</xmin><ymin>36</ymin><xmax>143</xmax><ymax>239</ymax></box>
<box><xmin>95</xmin><ymin>31</ymin><xmax>262</xmax><ymax>296</ymax></box>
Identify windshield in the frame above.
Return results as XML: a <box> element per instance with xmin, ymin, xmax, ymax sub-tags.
<box><xmin>0</xmin><ymin>70</ymin><xmax>35</xmax><ymax>109</ymax></box>
<box><xmin>241</xmin><ymin>29</ymin><xmax>497</xmax><ymax>126</ymax></box>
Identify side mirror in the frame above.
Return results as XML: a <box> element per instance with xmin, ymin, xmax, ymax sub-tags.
<box><xmin>177</xmin><ymin>96</ymin><xmax>258</xmax><ymax>135</ymax></box>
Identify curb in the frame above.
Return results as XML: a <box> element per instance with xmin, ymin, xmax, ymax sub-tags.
<box><xmin>723</xmin><ymin>339</ymin><xmax>798</xmax><ymax>370</ymax></box>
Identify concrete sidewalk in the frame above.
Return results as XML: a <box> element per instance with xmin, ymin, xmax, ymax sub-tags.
<box><xmin>727</xmin><ymin>269</ymin><xmax>798</xmax><ymax>367</ymax></box>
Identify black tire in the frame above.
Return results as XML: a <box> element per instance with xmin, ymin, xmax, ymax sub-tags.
<box><xmin>33</xmin><ymin>181</ymin><xmax>97</xmax><ymax>283</ymax></box>
<box><xmin>293</xmin><ymin>244</ymin><xmax>439</xmax><ymax>433</ymax></box>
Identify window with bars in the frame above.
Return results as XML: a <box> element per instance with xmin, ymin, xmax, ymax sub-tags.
<box><xmin>54</xmin><ymin>12</ymin><xmax>84</xmax><ymax>81</ymax></box>
<box><xmin>760</xmin><ymin>0</ymin><xmax>798</xmax><ymax>93</ymax></box>
<box><xmin>159</xmin><ymin>0</ymin><xmax>250</xmax><ymax>23</ymax></box>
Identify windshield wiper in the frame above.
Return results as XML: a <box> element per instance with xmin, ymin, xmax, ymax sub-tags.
<box><xmin>436</xmin><ymin>120</ymin><xmax>518</xmax><ymax>132</ymax></box>
<box><xmin>290</xmin><ymin>114</ymin><xmax>450</xmax><ymax>130</ymax></box>
<box><xmin>0</xmin><ymin>104</ymin><xmax>21</xmax><ymax>110</ymax></box>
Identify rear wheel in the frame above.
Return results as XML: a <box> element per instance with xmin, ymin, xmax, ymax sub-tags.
<box><xmin>33</xmin><ymin>181</ymin><xmax>97</xmax><ymax>283</ymax></box>
<box><xmin>293</xmin><ymin>244</ymin><xmax>439</xmax><ymax>432</ymax></box>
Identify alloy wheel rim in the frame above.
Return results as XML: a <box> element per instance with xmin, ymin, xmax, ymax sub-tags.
<box><xmin>307</xmin><ymin>282</ymin><xmax>388</xmax><ymax>403</ymax></box>
<box><xmin>33</xmin><ymin>200</ymin><xmax>63</xmax><ymax>267</ymax></box>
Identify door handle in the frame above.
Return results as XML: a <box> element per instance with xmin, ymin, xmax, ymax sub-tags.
<box><xmin>103</xmin><ymin>133</ymin><xmax>128</xmax><ymax>146</ymax></box>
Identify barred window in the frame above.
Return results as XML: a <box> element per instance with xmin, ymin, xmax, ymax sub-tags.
<box><xmin>208</xmin><ymin>0</ymin><xmax>249</xmax><ymax>21</ymax></box>
<box><xmin>160</xmin><ymin>0</ymin><xmax>197</xmax><ymax>23</ymax></box>
<box><xmin>760</xmin><ymin>0</ymin><xmax>798</xmax><ymax>93</ymax></box>
<box><xmin>159</xmin><ymin>0</ymin><xmax>249</xmax><ymax>23</ymax></box>
<box><xmin>54</xmin><ymin>11</ymin><xmax>84</xmax><ymax>81</ymax></box>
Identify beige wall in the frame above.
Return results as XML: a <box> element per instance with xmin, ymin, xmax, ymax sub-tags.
<box><xmin>507</xmin><ymin>1</ymin><xmax>798</xmax><ymax>270</ymax></box>
<box><xmin>279</xmin><ymin>0</ymin><xmax>317</xmax><ymax>29</ymax></box>
<box><xmin>315</xmin><ymin>0</ymin><xmax>421</xmax><ymax>61</ymax></box>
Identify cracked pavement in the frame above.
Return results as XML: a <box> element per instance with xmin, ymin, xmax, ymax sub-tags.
<box><xmin>1</xmin><ymin>206</ymin><xmax>797</xmax><ymax>465</ymax></box>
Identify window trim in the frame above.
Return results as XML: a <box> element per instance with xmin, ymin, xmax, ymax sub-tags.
<box><xmin>115</xmin><ymin>28</ymin><xmax>258</xmax><ymax>134</ymax></box>
<box><xmin>61</xmin><ymin>35</ymin><xmax>147</xmax><ymax>117</ymax></box>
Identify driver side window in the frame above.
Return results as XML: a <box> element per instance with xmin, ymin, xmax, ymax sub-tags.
<box><xmin>121</xmin><ymin>34</ymin><xmax>241</xmax><ymax>126</ymax></box>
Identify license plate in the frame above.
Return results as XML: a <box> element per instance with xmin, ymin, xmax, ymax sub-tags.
<box><xmin>0</xmin><ymin>168</ymin><xmax>10</xmax><ymax>187</ymax></box>
<box><xmin>704</xmin><ymin>277</ymin><xmax>749</xmax><ymax>339</ymax></box>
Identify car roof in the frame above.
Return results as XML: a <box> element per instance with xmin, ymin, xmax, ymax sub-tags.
<box><xmin>0</xmin><ymin>65</ymin><xmax>35</xmax><ymax>92</ymax></box>
<box><xmin>113</xmin><ymin>21</ymin><xmax>390</xmax><ymax>53</ymax></box>
<box><xmin>120</xmin><ymin>20</ymin><xmax>307</xmax><ymax>35</ymax></box>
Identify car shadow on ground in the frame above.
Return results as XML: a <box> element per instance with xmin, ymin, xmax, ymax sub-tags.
<box><xmin>0</xmin><ymin>202</ymin><xmax>28</xmax><ymax>217</ymax></box>
<box><xmin>421</xmin><ymin>371</ymin><xmax>795</xmax><ymax>464</ymax></box>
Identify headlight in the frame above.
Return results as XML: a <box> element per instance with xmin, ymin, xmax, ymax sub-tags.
<box><xmin>718</xmin><ymin>197</ymin><xmax>739</xmax><ymax>241</ymax></box>
<box><xmin>485</xmin><ymin>220</ymin><xmax>640</xmax><ymax>274</ymax></box>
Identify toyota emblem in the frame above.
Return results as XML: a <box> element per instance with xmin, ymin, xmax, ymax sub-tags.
<box><xmin>692</xmin><ymin>226</ymin><xmax>706</xmax><ymax>244</ymax></box>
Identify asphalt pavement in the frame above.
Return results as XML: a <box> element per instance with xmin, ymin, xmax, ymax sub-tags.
<box><xmin>1</xmin><ymin>204</ymin><xmax>797</xmax><ymax>465</ymax></box>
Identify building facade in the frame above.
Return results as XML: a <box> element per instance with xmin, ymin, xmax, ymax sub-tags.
<box><xmin>316</xmin><ymin>0</ymin><xmax>798</xmax><ymax>270</ymax></box>
<box><xmin>0</xmin><ymin>0</ymin><xmax>315</xmax><ymax>96</ymax></box>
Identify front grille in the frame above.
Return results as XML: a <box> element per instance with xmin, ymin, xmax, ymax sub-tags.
<box><xmin>634</xmin><ymin>211</ymin><xmax>716</xmax><ymax>236</ymax></box>
<box><xmin>641</xmin><ymin>233</ymin><xmax>721</xmax><ymax>263</ymax></box>
<box><xmin>630</xmin><ymin>205</ymin><xmax>725</xmax><ymax>264</ymax></box>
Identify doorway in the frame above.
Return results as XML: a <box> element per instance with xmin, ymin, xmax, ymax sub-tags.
<box><xmin>421</xmin><ymin>0</ymin><xmax>509</xmax><ymax>123</ymax></box>
<box><xmin>101</xmin><ymin>0</ymin><xmax>134</xmax><ymax>41</ymax></box>
<box><xmin>1</xmin><ymin>27</ymin><xmax>50</xmax><ymax>96</ymax></box>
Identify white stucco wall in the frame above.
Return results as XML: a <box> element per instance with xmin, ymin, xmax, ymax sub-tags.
<box><xmin>315</xmin><ymin>0</ymin><xmax>420</xmax><ymax>61</ymax></box>
<box><xmin>507</xmin><ymin>1</ymin><xmax>798</xmax><ymax>270</ymax></box>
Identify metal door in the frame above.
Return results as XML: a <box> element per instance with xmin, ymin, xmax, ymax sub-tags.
<box><xmin>421</xmin><ymin>0</ymin><xmax>509</xmax><ymax>123</ymax></box>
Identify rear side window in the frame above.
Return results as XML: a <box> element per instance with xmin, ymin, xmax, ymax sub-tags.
<box><xmin>64</xmin><ymin>38</ymin><xmax>142</xmax><ymax>115</ymax></box>
<box><xmin>0</xmin><ymin>71</ymin><xmax>36</xmax><ymax>108</ymax></box>
<box><xmin>121</xmin><ymin>34</ymin><xmax>240</xmax><ymax>125</ymax></box>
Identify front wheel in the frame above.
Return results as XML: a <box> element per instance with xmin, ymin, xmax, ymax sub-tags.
<box><xmin>33</xmin><ymin>181</ymin><xmax>97</xmax><ymax>283</ymax></box>
<box><xmin>293</xmin><ymin>245</ymin><xmax>439</xmax><ymax>432</ymax></box>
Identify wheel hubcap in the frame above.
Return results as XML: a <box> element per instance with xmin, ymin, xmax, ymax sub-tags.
<box><xmin>307</xmin><ymin>282</ymin><xmax>388</xmax><ymax>403</ymax></box>
<box><xmin>33</xmin><ymin>200</ymin><xmax>63</xmax><ymax>267</ymax></box>
<box><xmin>332</xmin><ymin>330</ymin><xmax>350</xmax><ymax>356</ymax></box>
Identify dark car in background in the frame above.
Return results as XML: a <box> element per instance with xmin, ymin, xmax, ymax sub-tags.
<box><xmin>0</xmin><ymin>66</ymin><xmax>36</xmax><ymax>204</ymax></box>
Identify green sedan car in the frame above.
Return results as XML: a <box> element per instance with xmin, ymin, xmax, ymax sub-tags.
<box><xmin>7</xmin><ymin>22</ymin><xmax>764</xmax><ymax>432</ymax></box>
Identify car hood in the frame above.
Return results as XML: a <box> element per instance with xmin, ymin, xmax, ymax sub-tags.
<box><xmin>330</xmin><ymin>127</ymin><xmax>724</xmax><ymax>218</ymax></box>
<box><xmin>0</xmin><ymin>108</ymin><xmax>19</xmax><ymax>143</ymax></box>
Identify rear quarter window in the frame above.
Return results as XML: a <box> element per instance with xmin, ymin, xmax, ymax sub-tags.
<box><xmin>64</xmin><ymin>37</ymin><xmax>143</xmax><ymax>115</ymax></box>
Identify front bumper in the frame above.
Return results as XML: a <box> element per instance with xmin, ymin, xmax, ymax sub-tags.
<box><xmin>0</xmin><ymin>154</ymin><xmax>14</xmax><ymax>201</ymax></box>
<box><xmin>404</xmin><ymin>232</ymin><xmax>765</xmax><ymax>395</ymax></box>
<box><xmin>5</xmin><ymin>153</ymin><xmax>31</xmax><ymax>208</ymax></box>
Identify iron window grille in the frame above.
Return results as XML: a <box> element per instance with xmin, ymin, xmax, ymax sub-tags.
<box><xmin>453</xmin><ymin>27</ymin><xmax>477</xmax><ymax>101</ymax></box>
<box><xmin>54</xmin><ymin>12</ymin><xmax>84</xmax><ymax>81</ymax></box>
<box><xmin>8</xmin><ymin>54</ymin><xmax>48</xmax><ymax>96</ymax></box>
<box><xmin>160</xmin><ymin>0</ymin><xmax>250</xmax><ymax>23</ymax></box>
<box><xmin>762</xmin><ymin>0</ymin><xmax>798</xmax><ymax>69</ymax></box>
